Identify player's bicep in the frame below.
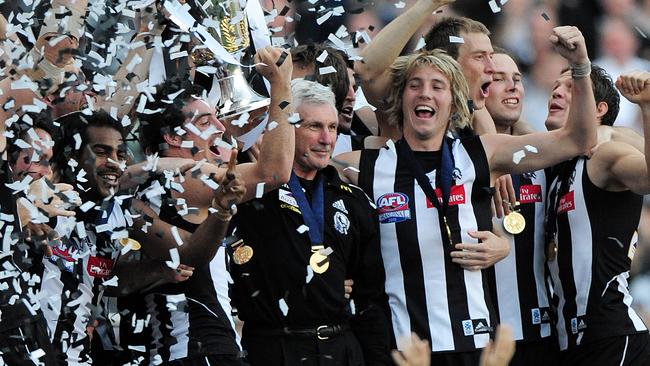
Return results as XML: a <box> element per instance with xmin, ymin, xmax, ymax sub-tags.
<box><xmin>609</xmin><ymin>152</ymin><xmax>650</xmax><ymax>195</ymax></box>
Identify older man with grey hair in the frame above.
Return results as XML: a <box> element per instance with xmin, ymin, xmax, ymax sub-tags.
<box><xmin>230</xmin><ymin>79</ymin><xmax>391</xmax><ymax>366</ymax></box>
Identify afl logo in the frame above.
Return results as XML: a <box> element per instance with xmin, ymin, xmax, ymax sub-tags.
<box><xmin>376</xmin><ymin>193</ymin><xmax>411</xmax><ymax>224</ymax></box>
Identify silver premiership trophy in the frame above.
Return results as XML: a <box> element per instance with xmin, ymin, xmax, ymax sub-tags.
<box><xmin>166</xmin><ymin>0</ymin><xmax>270</xmax><ymax>120</ymax></box>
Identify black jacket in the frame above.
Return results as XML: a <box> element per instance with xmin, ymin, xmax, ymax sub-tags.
<box><xmin>231</xmin><ymin>165</ymin><xmax>391</xmax><ymax>364</ymax></box>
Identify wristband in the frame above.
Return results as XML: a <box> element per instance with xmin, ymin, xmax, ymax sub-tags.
<box><xmin>570</xmin><ymin>61</ymin><xmax>591</xmax><ymax>79</ymax></box>
<box><xmin>211</xmin><ymin>197</ymin><xmax>234</xmax><ymax>222</ymax></box>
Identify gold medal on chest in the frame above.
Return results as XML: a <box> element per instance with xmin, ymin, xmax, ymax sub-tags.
<box><xmin>233</xmin><ymin>245</ymin><xmax>254</xmax><ymax>265</ymax></box>
<box><xmin>309</xmin><ymin>245</ymin><xmax>330</xmax><ymax>274</ymax></box>
<box><xmin>118</xmin><ymin>238</ymin><xmax>141</xmax><ymax>251</ymax></box>
<box><xmin>503</xmin><ymin>211</ymin><xmax>526</xmax><ymax>235</ymax></box>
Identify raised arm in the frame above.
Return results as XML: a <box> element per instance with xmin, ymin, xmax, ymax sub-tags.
<box><xmin>130</xmin><ymin>163</ymin><xmax>246</xmax><ymax>266</ymax></box>
<box><xmin>233</xmin><ymin>46</ymin><xmax>295</xmax><ymax>201</ymax></box>
<box><xmin>589</xmin><ymin>71</ymin><xmax>650</xmax><ymax>195</ymax></box>
<box><xmin>355</xmin><ymin>0</ymin><xmax>454</xmax><ymax>108</ymax></box>
<box><xmin>331</xmin><ymin>150</ymin><xmax>362</xmax><ymax>185</ymax></box>
<box><xmin>482</xmin><ymin>26</ymin><xmax>597</xmax><ymax>178</ymax></box>
<box><xmin>108</xmin><ymin>254</ymin><xmax>194</xmax><ymax>296</ymax></box>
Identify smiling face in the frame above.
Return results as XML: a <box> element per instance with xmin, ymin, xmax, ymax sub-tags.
<box><xmin>485</xmin><ymin>53</ymin><xmax>524</xmax><ymax>132</ymax></box>
<box><xmin>79</xmin><ymin>126</ymin><xmax>128</xmax><ymax>201</ymax></box>
<box><xmin>177</xmin><ymin>98</ymin><xmax>229</xmax><ymax>163</ymax></box>
<box><xmin>456</xmin><ymin>32</ymin><xmax>495</xmax><ymax>110</ymax></box>
<box><xmin>293</xmin><ymin>102</ymin><xmax>339</xmax><ymax>180</ymax></box>
<box><xmin>545</xmin><ymin>70</ymin><xmax>573</xmax><ymax>131</ymax></box>
<box><xmin>401</xmin><ymin>65</ymin><xmax>453</xmax><ymax>148</ymax></box>
<box><xmin>338</xmin><ymin>68</ymin><xmax>357</xmax><ymax>133</ymax></box>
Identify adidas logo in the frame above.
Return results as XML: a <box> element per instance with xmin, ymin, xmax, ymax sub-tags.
<box><xmin>332</xmin><ymin>199</ymin><xmax>348</xmax><ymax>214</ymax></box>
<box><xmin>541</xmin><ymin>312</ymin><xmax>550</xmax><ymax>322</ymax></box>
<box><xmin>578</xmin><ymin>320</ymin><xmax>587</xmax><ymax>330</ymax></box>
<box><xmin>474</xmin><ymin>322</ymin><xmax>492</xmax><ymax>333</ymax></box>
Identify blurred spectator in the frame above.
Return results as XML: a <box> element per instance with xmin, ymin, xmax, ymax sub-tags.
<box><xmin>558</xmin><ymin>0</ymin><xmax>601</xmax><ymax>58</ymax></box>
<box><xmin>595</xmin><ymin>17</ymin><xmax>650</xmax><ymax>135</ymax></box>
<box><xmin>521</xmin><ymin>7</ymin><xmax>566</xmax><ymax>131</ymax></box>
<box><xmin>493</xmin><ymin>0</ymin><xmax>535</xmax><ymax>67</ymax></box>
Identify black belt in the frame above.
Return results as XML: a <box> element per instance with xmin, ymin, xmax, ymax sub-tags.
<box><xmin>247</xmin><ymin>324</ymin><xmax>350</xmax><ymax>340</ymax></box>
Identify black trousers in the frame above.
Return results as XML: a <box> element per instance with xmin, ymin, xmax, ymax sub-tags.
<box><xmin>428</xmin><ymin>350</ymin><xmax>482</xmax><ymax>366</ymax></box>
<box><xmin>0</xmin><ymin>316</ymin><xmax>58</xmax><ymax>366</ymax></box>
<box><xmin>509</xmin><ymin>337</ymin><xmax>559</xmax><ymax>366</ymax></box>
<box><xmin>242</xmin><ymin>329</ymin><xmax>364</xmax><ymax>366</ymax></box>
<box><xmin>165</xmin><ymin>354</ymin><xmax>250</xmax><ymax>366</ymax></box>
<box><xmin>559</xmin><ymin>333</ymin><xmax>650</xmax><ymax>366</ymax></box>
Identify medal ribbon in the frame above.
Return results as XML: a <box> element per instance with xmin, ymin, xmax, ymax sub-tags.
<box><xmin>288</xmin><ymin>171</ymin><xmax>324</xmax><ymax>247</ymax></box>
<box><xmin>545</xmin><ymin>158</ymin><xmax>578</xmax><ymax>249</ymax></box>
<box><xmin>511</xmin><ymin>173</ymin><xmax>521</xmax><ymax>201</ymax></box>
<box><xmin>397</xmin><ymin>137</ymin><xmax>455</xmax><ymax>244</ymax></box>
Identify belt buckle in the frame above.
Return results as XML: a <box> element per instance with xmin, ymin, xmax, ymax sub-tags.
<box><xmin>316</xmin><ymin>325</ymin><xmax>329</xmax><ymax>340</ymax></box>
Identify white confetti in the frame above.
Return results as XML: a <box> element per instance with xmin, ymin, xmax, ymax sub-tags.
<box><xmin>349</xmin><ymin>299</ymin><xmax>356</xmax><ymax>314</ymax></box>
<box><xmin>73</xmin><ymin>133</ymin><xmax>82</xmax><ymax>150</ymax></box>
<box><xmin>395</xmin><ymin>1</ymin><xmax>406</xmax><ymax>8</ymax></box>
<box><xmin>288</xmin><ymin>113</ymin><xmax>301</xmax><ymax>124</ymax></box>
<box><xmin>316</xmin><ymin>50</ymin><xmax>328</xmax><ymax>63</ymax></box>
<box><xmin>255</xmin><ymin>182</ymin><xmax>265</xmax><ymax>198</ymax></box>
<box><xmin>278</xmin><ymin>298</ymin><xmax>289</xmax><ymax>316</ymax></box>
<box><xmin>76</xmin><ymin>221</ymin><xmax>87</xmax><ymax>239</ymax></box>
<box><xmin>306</xmin><ymin>265</ymin><xmax>314</xmax><ymax>283</ymax></box>
<box><xmin>319</xmin><ymin>247</ymin><xmax>333</xmax><ymax>256</ymax></box>
<box><xmin>449</xmin><ymin>36</ymin><xmax>465</xmax><ymax>43</ymax></box>
<box><xmin>267</xmin><ymin>121</ymin><xmax>278</xmax><ymax>131</ymax></box>
<box><xmin>121</xmin><ymin>115</ymin><xmax>131</xmax><ymax>127</ymax></box>
<box><xmin>634</xmin><ymin>26</ymin><xmax>648</xmax><ymax>39</ymax></box>
<box><xmin>512</xmin><ymin>150</ymin><xmax>526</xmax><ymax>164</ymax></box>
<box><xmin>196</xmin><ymin>65</ymin><xmax>218</xmax><ymax>75</ymax></box>
<box><xmin>318</xmin><ymin>66</ymin><xmax>337</xmax><ymax>75</ymax></box>
<box><xmin>29</xmin><ymin>348</ymin><xmax>45</xmax><ymax>363</ymax></box>
<box><xmin>385</xmin><ymin>139</ymin><xmax>397</xmax><ymax>154</ymax></box>
<box><xmin>103</xmin><ymin>276</ymin><xmax>119</xmax><ymax>287</ymax></box>
<box><xmin>171</xmin><ymin>226</ymin><xmax>184</xmax><ymax>246</ymax></box>
<box><xmin>165</xmin><ymin>248</ymin><xmax>180</xmax><ymax>269</ymax></box>
<box><xmin>327</xmin><ymin>33</ymin><xmax>345</xmax><ymax>49</ymax></box>
<box><xmin>488</xmin><ymin>0</ymin><xmax>501</xmax><ymax>13</ymax></box>
<box><xmin>316</xmin><ymin>11</ymin><xmax>333</xmax><ymax>25</ymax></box>
<box><xmin>335</xmin><ymin>25</ymin><xmax>348</xmax><ymax>39</ymax></box>
<box><xmin>231</xmin><ymin>112</ymin><xmax>250</xmax><ymax>128</ymax></box>
<box><xmin>200</xmin><ymin>175</ymin><xmax>219</xmax><ymax>190</ymax></box>
<box><xmin>297</xmin><ymin>225</ymin><xmax>309</xmax><ymax>234</ymax></box>
<box><xmin>343</xmin><ymin>166</ymin><xmax>360</xmax><ymax>173</ymax></box>
<box><xmin>414</xmin><ymin>37</ymin><xmax>426</xmax><ymax>51</ymax></box>
<box><xmin>180</xmin><ymin>140</ymin><xmax>194</xmax><ymax>148</ymax></box>
<box><xmin>524</xmin><ymin>145</ymin><xmax>538</xmax><ymax>153</ymax></box>
<box><xmin>128</xmin><ymin>345</ymin><xmax>146</xmax><ymax>352</ymax></box>
<box><xmin>120</xmin><ymin>241</ymin><xmax>134</xmax><ymax>255</ymax></box>
<box><xmin>170</xmin><ymin>50</ymin><xmax>188</xmax><ymax>60</ymax></box>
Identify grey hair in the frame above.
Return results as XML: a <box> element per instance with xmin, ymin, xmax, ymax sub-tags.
<box><xmin>291</xmin><ymin>78</ymin><xmax>337</xmax><ymax>113</ymax></box>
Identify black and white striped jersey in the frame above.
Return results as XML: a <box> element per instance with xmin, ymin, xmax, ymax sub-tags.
<box><xmin>358</xmin><ymin>136</ymin><xmax>497</xmax><ymax>353</ymax></box>
<box><xmin>546</xmin><ymin>157</ymin><xmax>647</xmax><ymax>351</ymax></box>
<box><xmin>145</xmin><ymin>250</ymin><xmax>241</xmax><ymax>364</ymax></box>
<box><xmin>39</xmin><ymin>201</ymin><xmax>125</xmax><ymax>365</ymax></box>
<box><xmin>332</xmin><ymin>134</ymin><xmax>368</xmax><ymax>157</ymax></box>
<box><xmin>138</xmin><ymin>182</ymin><xmax>241</xmax><ymax>364</ymax></box>
<box><xmin>494</xmin><ymin>170</ymin><xmax>553</xmax><ymax>343</ymax></box>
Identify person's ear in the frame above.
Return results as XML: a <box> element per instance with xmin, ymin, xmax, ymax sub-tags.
<box><xmin>596</xmin><ymin>101</ymin><xmax>609</xmax><ymax>122</ymax></box>
<box><xmin>163</xmin><ymin>133</ymin><xmax>182</xmax><ymax>148</ymax></box>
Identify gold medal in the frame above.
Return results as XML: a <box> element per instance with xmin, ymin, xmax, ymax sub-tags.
<box><xmin>546</xmin><ymin>240</ymin><xmax>558</xmax><ymax>261</ymax></box>
<box><xmin>503</xmin><ymin>211</ymin><xmax>526</xmax><ymax>235</ymax></box>
<box><xmin>233</xmin><ymin>245</ymin><xmax>254</xmax><ymax>265</ymax></box>
<box><xmin>309</xmin><ymin>251</ymin><xmax>330</xmax><ymax>274</ymax></box>
<box><xmin>119</xmin><ymin>238</ymin><xmax>141</xmax><ymax>251</ymax></box>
